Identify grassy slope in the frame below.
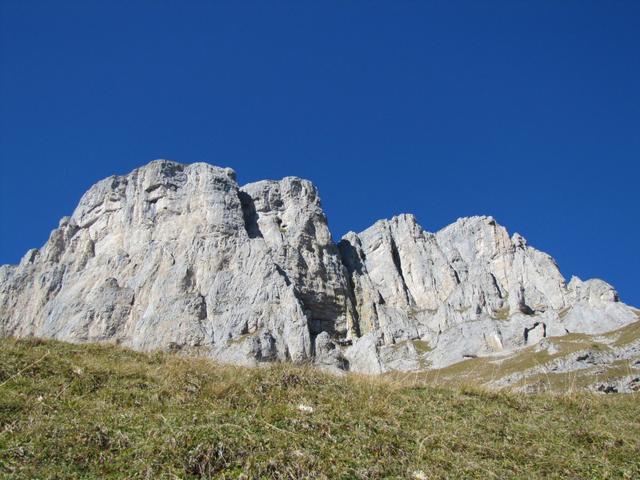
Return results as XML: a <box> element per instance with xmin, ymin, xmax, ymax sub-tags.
<box><xmin>413</xmin><ymin>320</ymin><xmax>640</xmax><ymax>393</ymax></box>
<box><xmin>1</xmin><ymin>339</ymin><xmax>639</xmax><ymax>479</ymax></box>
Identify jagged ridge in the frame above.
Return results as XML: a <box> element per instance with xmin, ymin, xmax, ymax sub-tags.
<box><xmin>0</xmin><ymin>160</ymin><xmax>637</xmax><ymax>377</ymax></box>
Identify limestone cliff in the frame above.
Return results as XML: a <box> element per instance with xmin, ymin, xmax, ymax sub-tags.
<box><xmin>339</xmin><ymin>214</ymin><xmax>637</xmax><ymax>372</ymax></box>
<box><xmin>1</xmin><ymin>160</ymin><xmax>637</xmax><ymax>378</ymax></box>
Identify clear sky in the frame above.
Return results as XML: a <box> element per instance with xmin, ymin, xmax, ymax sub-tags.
<box><xmin>1</xmin><ymin>1</ymin><xmax>638</xmax><ymax>306</ymax></box>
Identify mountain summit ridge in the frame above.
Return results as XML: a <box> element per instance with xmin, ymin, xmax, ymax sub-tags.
<box><xmin>1</xmin><ymin>159</ymin><xmax>637</xmax><ymax>381</ymax></box>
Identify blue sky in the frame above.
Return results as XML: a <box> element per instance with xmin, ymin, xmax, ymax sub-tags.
<box><xmin>1</xmin><ymin>1</ymin><xmax>638</xmax><ymax>306</ymax></box>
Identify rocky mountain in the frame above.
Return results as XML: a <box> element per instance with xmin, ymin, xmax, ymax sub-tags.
<box><xmin>1</xmin><ymin>160</ymin><xmax>638</xmax><ymax>387</ymax></box>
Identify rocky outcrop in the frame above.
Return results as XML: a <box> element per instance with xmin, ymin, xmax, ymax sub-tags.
<box><xmin>1</xmin><ymin>160</ymin><xmax>637</xmax><ymax>377</ymax></box>
<box><xmin>339</xmin><ymin>214</ymin><xmax>637</xmax><ymax>371</ymax></box>
<box><xmin>239</xmin><ymin>178</ymin><xmax>356</xmax><ymax>339</ymax></box>
<box><xmin>0</xmin><ymin>161</ymin><xmax>350</xmax><ymax>366</ymax></box>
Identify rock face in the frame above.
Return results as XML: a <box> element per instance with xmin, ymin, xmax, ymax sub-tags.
<box><xmin>0</xmin><ymin>161</ymin><xmax>347</xmax><ymax>366</ymax></box>
<box><xmin>1</xmin><ymin>160</ymin><xmax>638</xmax><ymax>377</ymax></box>
<box><xmin>338</xmin><ymin>214</ymin><xmax>637</xmax><ymax>372</ymax></box>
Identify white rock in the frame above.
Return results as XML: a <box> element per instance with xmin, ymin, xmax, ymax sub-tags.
<box><xmin>1</xmin><ymin>160</ymin><xmax>637</xmax><ymax>379</ymax></box>
<box><xmin>339</xmin><ymin>214</ymin><xmax>638</xmax><ymax>371</ymax></box>
<box><xmin>297</xmin><ymin>404</ymin><xmax>314</xmax><ymax>413</ymax></box>
<box><xmin>0</xmin><ymin>160</ymin><xmax>338</xmax><ymax>366</ymax></box>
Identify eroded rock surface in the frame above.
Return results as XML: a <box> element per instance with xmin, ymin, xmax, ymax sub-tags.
<box><xmin>0</xmin><ymin>161</ymin><xmax>342</xmax><ymax>366</ymax></box>
<box><xmin>1</xmin><ymin>160</ymin><xmax>637</xmax><ymax>378</ymax></box>
<box><xmin>339</xmin><ymin>214</ymin><xmax>638</xmax><ymax>371</ymax></box>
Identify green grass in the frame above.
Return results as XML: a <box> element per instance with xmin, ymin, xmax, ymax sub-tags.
<box><xmin>1</xmin><ymin>338</ymin><xmax>639</xmax><ymax>479</ymax></box>
<box><xmin>410</xmin><ymin>340</ymin><xmax>432</xmax><ymax>354</ymax></box>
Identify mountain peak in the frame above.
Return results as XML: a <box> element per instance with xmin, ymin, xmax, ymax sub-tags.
<box><xmin>1</xmin><ymin>160</ymin><xmax>637</xmax><ymax>387</ymax></box>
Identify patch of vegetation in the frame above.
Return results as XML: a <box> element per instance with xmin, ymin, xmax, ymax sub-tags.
<box><xmin>414</xmin><ymin>346</ymin><xmax>556</xmax><ymax>388</ymax></box>
<box><xmin>411</xmin><ymin>339</ymin><xmax>432</xmax><ymax>354</ymax></box>
<box><xmin>1</xmin><ymin>338</ymin><xmax>639</xmax><ymax>479</ymax></box>
<box><xmin>406</xmin><ymin>307</ymin><xmax>438</xmax><ymax>319</ymax></box>
<box><xmin>453</xmin><ymin>306</ymin><xmax>470</xmax><ymax>314</ymax></box>
<box><xmin>227</xmin><ymin>332</ymin><xmax>255</xmax><ymax>345</ymax></box>
<box><xmin>607</xmin><ymin>320</ymin><xmax>640</xmax><ymax>348</ymax></box>
<box><xmin>491</xmin><ymin>306</ymin><xmax>510</xmax><ymax>320</ymax></box>
<box><xmin>412</xmin><ymin>323</ymin><xmax>640</xmax><ymax>395</ymax></box>
<box><xmin>511</xmin><ymin>358</ymin><xmax>639</xmax><ymax>393</ymax></box>
<box><xmin>558</xmin><ymin>306</ymin><xmax>571</xmax><ymax>319</ymax></box>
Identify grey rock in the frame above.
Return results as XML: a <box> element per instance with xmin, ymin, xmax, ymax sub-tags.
<box><xmin>240</xmin><ymin>177</ymin><xmax>356</xmax><ymax>338</ymax></box>
<box><xmin>339</xmin><ymin>214</ymin><xmax>638</xmax><ymax>371</ymax></box>
<box><xmin>313</xmin><ymin>331</ymin><xmax>348</xmax><ymax>373</ymax></box>
<box><xmin>1</xmin><ymin>160</ymin><xmax>638</xmax><ymax>382</ymax></box>
<box><xmin>0</xmin><ymin>160</ymin><xmax>342</xmax><ymax>366</ymax></box>
<box><xmin>592</xmin><ymin>376</ymin><xmax>640</xmax><ymax>394</ymax></box>
<box><xmin>344</xmin><ymin>332</ymin><xmax>384</xmax><ymax>375</ymax></box>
